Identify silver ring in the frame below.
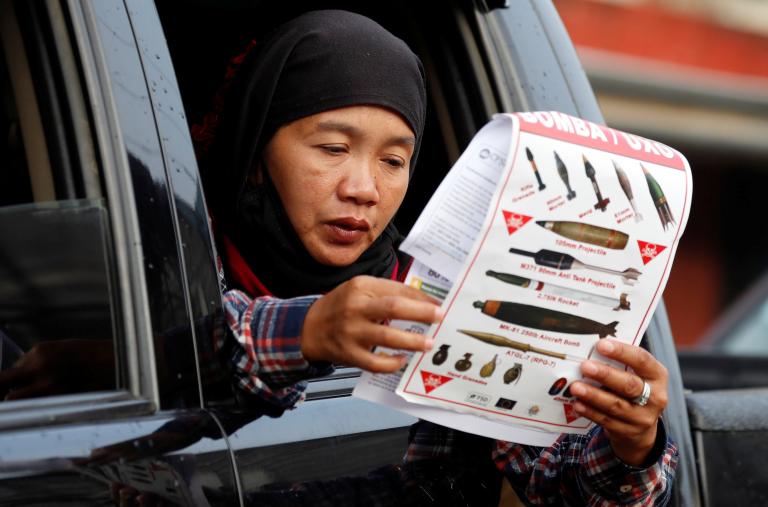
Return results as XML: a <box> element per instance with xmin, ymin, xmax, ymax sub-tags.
<box><xmin>632</xmin><ymin>380</ymin><xmax>651</xmax><ymax>406</ymax></box>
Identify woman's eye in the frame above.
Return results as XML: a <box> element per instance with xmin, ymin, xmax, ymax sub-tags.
<box><xmin>320</xmin><ymin>145</ymin><xmax>347</xmax><ymax>155</ymax></box>
<box><xmin>383</xmin><ymin>157</ymin><xmax>406</xmax><ymax>169</ymax></box>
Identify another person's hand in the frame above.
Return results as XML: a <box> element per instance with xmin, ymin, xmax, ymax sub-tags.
<box><xmin>0</xmin><ymin>339</ymin><xmax>115</xmax><ymax>400</ymax></box>
<box><xmin>569</xmin><ymin>339</ymin><xmax>668</xmax><ymax>466</ymax></box>
<box><xmin>301</xmin><ymin>275</ymin><xmax>443</xmax><ymax>372</ymax></box>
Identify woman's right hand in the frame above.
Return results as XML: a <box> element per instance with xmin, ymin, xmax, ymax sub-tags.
<box><xmin>300</xmin><ymin>275</ymin><xmax>444</xmax><ymax>372</ymax></box>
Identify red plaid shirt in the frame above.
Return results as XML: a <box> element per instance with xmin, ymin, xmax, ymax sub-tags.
<box><xmin>217</xmin><ymin>291</ymin><xmax>678</xmax><ymax>505</ymax></box>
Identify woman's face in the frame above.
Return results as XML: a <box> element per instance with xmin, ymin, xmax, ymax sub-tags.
<box><xmin>263</xmin><ymin>105</ymin><xmax>414</xmax><ymax>266</ymax></box>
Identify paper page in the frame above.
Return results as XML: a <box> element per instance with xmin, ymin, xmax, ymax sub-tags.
<box><xmin>400</xmin><ymin>116</ymin><xmax>518</xmax><ymax>281</ymax></box>
<box><xmin>352</xmin><ymin>259</ymin><xmax>559</xmax><ymax>446</ymax></box>
<box><xmin>396</xmin><ymin>112</ymin><xmax>692</xmax><ymax>434</ymax></box>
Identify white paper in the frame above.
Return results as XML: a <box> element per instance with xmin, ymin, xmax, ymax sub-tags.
<box><xmin>353</xmin><ymin>260</ymin><xmax>559</xmax><ymax>446</ymax></box>
<box><xmin>355</xmin><ymin>111</ymin><xmax>692</xmax><ymax>440</ymax></box>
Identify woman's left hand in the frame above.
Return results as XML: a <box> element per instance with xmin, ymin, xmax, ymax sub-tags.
<box><xmin>568</xmin><ymin>339</ymin><xmax>668</xmax><ymax>467</ymax></box>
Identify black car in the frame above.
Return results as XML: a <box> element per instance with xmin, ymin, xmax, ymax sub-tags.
<box><xmin>0</xmin><ymin>0</ymin><xmax>765</xmax><ymax>505</ymax></box>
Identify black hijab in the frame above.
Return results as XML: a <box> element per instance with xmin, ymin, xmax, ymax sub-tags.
<box><xmin>203</xmin><ymin>10</ymin><xmax>427</xmax><ymax>298</ymax></box>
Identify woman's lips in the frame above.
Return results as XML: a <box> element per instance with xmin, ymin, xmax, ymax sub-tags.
<box><xmin>324</xmin><ymin>218</ymin><xmax>370</xmax><ymax>244</ymax></box>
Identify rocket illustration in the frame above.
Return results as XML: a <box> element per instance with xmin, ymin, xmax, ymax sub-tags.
<box><xmin>642</xmin><ymin>164</ymin><xmax>675</xmax><ymax>231</ymax></box>
<box><xmin>613</xmin><ymin>161</ymin><xmax>643</xmax><ymax>222</ymax></box>
<box><xmin>554</xmin><ymin>151</ymin><xmax>576</xmax><ymax>200</ymax></box>
<box><xmin>473</xmin><ymin>300</ymin><xmax>618</xmax><ymax>338</ymax></box>
<box><xmin>485</xmin><ymin>270</ymin><xmax>630</xmax><ymax>310</ymax></box>
<box><xmin>526</xmin><ymin>147</ymin><xmax>546</xmax><ymax>191</ymax></box>
<box><xmin>536</xmin><ymin>220</ymin><xmax>628</xmax><ymax>250</ymax></box>
<box><xmin>583</xmin><ymin>154</ymin><xmax>610</xmax><ymax>211</ymax></box>
<box><xmin>509</xmin><ymin>247</ymin><xmax>641</xmax><ymax>285</ymax></box>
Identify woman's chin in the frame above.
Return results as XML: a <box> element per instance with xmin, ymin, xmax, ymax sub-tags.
<box><xmin>309</xmin><ymin>242</ymin><xmax>368</xmax><ymax>267</ymax></box>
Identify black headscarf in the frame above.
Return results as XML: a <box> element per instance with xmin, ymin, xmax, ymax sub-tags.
<box><xmin>203</xmin><ymin>10</ymin><xmax>426</xmax><ymax>298</ymax></box>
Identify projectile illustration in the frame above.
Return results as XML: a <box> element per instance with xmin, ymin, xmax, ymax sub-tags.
<box><xmin>473</xmin><ymin>300</ymin><xmax>618</xmax><ymax>338</ymax></box>
<box><xmin>458</xmin><ymin>329</ymin><xmax>575</xmax><ymax>361</ymax></box>
<box><xmin>613</xmin><ymin>161</ymin><xmax>643</xmax><ymax>222</ymax></box>
<box><xmin>583</xmin><ymin>154</ymin><xmax>610</xmax><ymax>211</ymax></box>
<box><xmin>432</xmin><ymin>344</ymin><xmax>450</xmax><ymax>365</ymax></box>
<box><xmin>536</xmin><ymin>220</ymin><xmax>628</xmax><ymax>250</ymax></box>
<box><xmin>526</xmin><ymin>147</ymin><xmax>546</xmax><ymax>191</ymax></box>
<box><xmin>485</xmin><ymin>270</ymin><xmax>630</xmax><ymax>310</ymax></box>
<box><xmin>455</xmin><ymin>353</ymin><xmax>473</xmax><ymax>372</ymax></box>
<box><xmin>503</xmin><ymin>363</ymin><xmax>523</xmax><ymax>384</ymax></box>
<box><xmin>554</xmin><ymin>151</ymin><xmax>576</xmax><ymax>200</ymax></box>
<box><xmin>549</xmin><ymin>377</ymin><xmax>567</xmax><ymax>396</ymax></box>
<box><xmin>642</xmin><ymin>164</ymin><xmax>676</xmax><ymax>231</ymax></box>
<box><xmin>480</xmin><ymin>354</ymin><xmax>499</xmax><ymax>378</ymax></box>
<box><xmin>509</xmin><ymin>247</ymin><xmax>642</xmax><ymax>285</ymax></box>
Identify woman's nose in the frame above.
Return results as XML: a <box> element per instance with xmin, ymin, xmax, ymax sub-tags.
<box><xmin>338</xmin><ymin>157</ymin><xmax>380</xmax><ymax>205</ymax></box>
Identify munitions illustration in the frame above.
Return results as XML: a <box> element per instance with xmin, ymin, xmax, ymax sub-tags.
<box><xmin>503</xmin><ymin>363</ymin><xmax>523</xmax><ymax>384</ymax></box>
<box><xmin>526</xmin><ymin>147</ymin><xmax>546</xmax><ymax>191</ymax></box>
<box><xmin>480</xmin><ymin>354</ymin><xmax>499</xmax><ymax>378</ymax></box>
<box><xmin>455</xmin><ymin>353</ymin><xmax>473</xmax><ymax>372</ymax></box>
<box><xmin>509</xmin><ymin>247</ymin><xmax>642</xmax><ymax>285</ymax></box>
<box><xmin>613</xmin><ymin>160</ymin><xmax>643</xmax><ymax>222</ymax></box>
<box><xmin>642</xmin><ymin>164</ymin><xmax>676</xmax><ymax>231</ymax></box>
<box><xmin>549</xmin><ymin>377</ymin><xmax>567</xmax><ymax>396</ymax></box>
<box><xmin>485</xmin><ymin>270</ymin><xmax>630</xmax><ymax>311</ymax></box>
<box><xmin>536</xmin><ymin>220</ymin><xmax>629</xmax><ymax>250</ymax></box>
<box><xmin>459</xmin><ymin>329</ymin><xmax>571</xmax><ymax>360</ymax></box>
<box><xmin>583</xmin><ymin>154</ymin><xmax>610</xmax><ymax>211</ymax></box>
<box><xmin>432</xmin><ymin>344</ymin><xmax>450</xmax><ymax>365</ymax></box>
<box><xmin>473</xmin><ymin>300</ymin><xmax>618</xmax><ymax>338</ymax></box>
<box><xmin>554</xmin><ymin>151</ymin><xmax>576</xmax><ymax>200</ymax></box>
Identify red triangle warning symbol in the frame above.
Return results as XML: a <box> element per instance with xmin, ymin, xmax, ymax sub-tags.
<box><xmin>563</xmin><ymin>403</ymin><xmax>581</xmax><ymax>424</ymax></box>
<box><xmin>501</xmin><ymin>211</ymin><xmax>533</xmax><ymax>235</ymax></box>
<box><xmin>637</xmin><ymin>240</ymin><xmax>667</xmax><ymax>265</ymax></box>
<box><xmin>420</xmin><ymin>370</ymin><xmax>453</xmax><ymax>394</ymax></box>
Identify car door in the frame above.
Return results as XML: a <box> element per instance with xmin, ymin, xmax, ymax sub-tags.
<box><xmin>0</xmin><ymin>1</ymin><xmax>238</xmax><ymax>504</ymax></box>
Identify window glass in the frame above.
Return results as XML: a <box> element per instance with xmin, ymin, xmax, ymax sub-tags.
<box><xmin>0</xmin><ymin>2</ymin><xmax>118</xmax><ymax>399</ymax></box>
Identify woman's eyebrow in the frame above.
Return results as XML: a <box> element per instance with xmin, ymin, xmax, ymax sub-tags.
<box><xmin>315</xmin><ymin>121</ymin><xmax>415</xmax><ymax>146</ymax></box>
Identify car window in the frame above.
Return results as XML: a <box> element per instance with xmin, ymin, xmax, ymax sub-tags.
<box><xmin>0</xmin><ymin>0</ymin><xmax>118</xmax><ymax>398</ymax></box>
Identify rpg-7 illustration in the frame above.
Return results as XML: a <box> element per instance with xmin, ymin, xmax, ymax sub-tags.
<box><xmin>554</xmin><ymin>151</ymin><xmax>576</xmax><ymax>200</ymax></box>
<box><xmin>472</xmin><ymin>300</ymin><xmax>618</xmax><ymax>338</ymax></box>
<box><xmin>509</xmin><ymin>247</ymin><xmax>642</xmax><ymax>285</ymax></box>
<box><xmin>485</xmin><ymin>270</ymin><xmax>630</xmax><ymax>311</ymax></box>
<box><xmin>642</xmin><ymin>164</ymin><xmax>676</xmax><ymax>231</ymax></box>
<box><xmin>536</xmin><ymin>220</ymin><xmax>629</xmax><ymax>250</ymax></box>
<box><xmin>526</xmin><ymin>147</ymin><xmax>546</xmax><ymax>191</ymax></box>
<box><xmin>459</xmin><ymin>329</ymin><xmax>577</xmax><ymax>361</ymax></box>
<box><xmin>583</xmin><ymin>154</ymin><xmax>610</xmax><ymax>211</ymax></box>
<box><xmin>613</xmin><ymin>160</ymin><xmax>643</xmax><ymax>222</ymax></box>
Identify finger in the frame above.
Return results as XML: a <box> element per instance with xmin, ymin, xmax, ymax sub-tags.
<box><xmin>364</xmin><ymin>322</ymin><xmax>435</xmax><ymax>352</ymax></box>
<box><xmin>351</xmin><ymin>276</ymin><xmax>441</xmax><ymax>305</ymax></box>
<box><xmin>571</xmin><ymin>399</ymin><xmax>644</xmax><ymax>436</ymax></box>
<box><xmin>363</xmin><ymin>296</ymin><xmax>443</xmax><ymax>324</ymax></box>
<box><xmin>569</xmin><ymin>381</ymin><xmax>655</xmax><ymax>426</ymax></box>
<box><xmin>595</xmin><ymin>340</ymin><xmax>666</xmax><ymax>380</ymax></box>
<box><xmin>580</xmin><ymin>360</ymin><xmax>646</xmax><ymax>401</ymax></box>
<box><xmin>345</xmin><ymin>347</ymin><xmax>408</xmax><ymax>373</ymax></box>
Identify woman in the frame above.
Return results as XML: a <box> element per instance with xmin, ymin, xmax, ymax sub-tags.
<box><xmin>197</xmin><ymin>10</ymin><xmax>678</xmax><ymax>505</ymax></box>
